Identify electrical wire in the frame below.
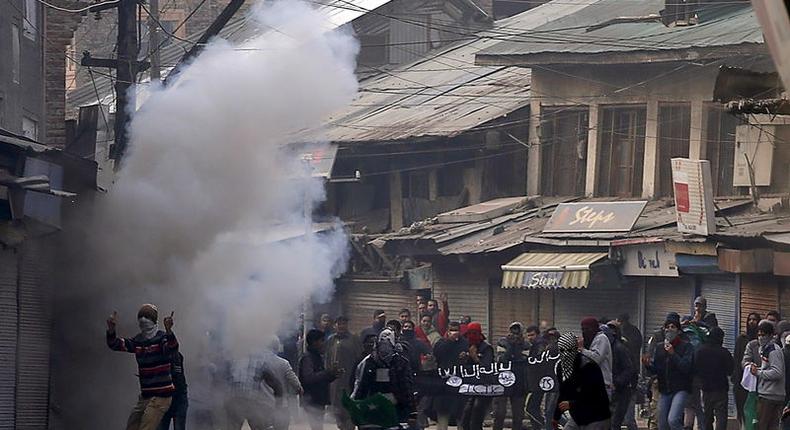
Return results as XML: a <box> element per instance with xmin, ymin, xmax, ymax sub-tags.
<box><xmin>32</xmin><ymin>0</ymin><xmax>120</xmax><ymax>13</ymax></box>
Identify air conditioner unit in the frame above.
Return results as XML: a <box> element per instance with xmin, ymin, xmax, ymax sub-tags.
<box><xmin>733</xmin><ymin>123</ymin><xmax>775</xmax><ymax>186</ymax></box>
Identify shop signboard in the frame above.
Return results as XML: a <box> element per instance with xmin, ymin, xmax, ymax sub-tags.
<box><xmin>543</xmin><ymin>201</ymin><xmax>648</xmax><ymax>233</ymax></box>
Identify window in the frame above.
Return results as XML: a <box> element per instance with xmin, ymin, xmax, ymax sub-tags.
<box><xmin>540</xmin><ymin>107</ymin><xmax>588</xmax><ymax>196</ymax></box>
<box><xmin>597</xmin><ymin>106</ymin><xmax>646</xmax><ymax>197</ymax></box>
<box><xmin>23</xmin><ymin>0</ymin><xmax>38</xmax><ymax>40</ymax></box>
<box><xmin>658</xmin><ymin>103</ymin><xmax>691</xmax><ymax>196</ymax></box>
<box><xmin>22</xmin><ymin>116</ymin><xmax>38</xmax><ymax>141</ymax></box>
<box><xmin>358</xmin><ymin>34</ymin><xmax>388</xmax><ymax>66</ymax></box>
<box><xmin>438</xmin><ymin>164</ymin><xmax>465</xmax><ymax>197</ymax></box>
<box><xmin>12</xmin><ymin>24</ymin><xmax>21</xmax><ymax>83</ymax></box>
<box><xmin>705</xmin><ymin>106</ymin><xmax>738</xmax><ymax>196</ymax></box>
<box><xmin>402</xmin><ymin>171</ymin><xmax>429</xmax><ymax>199</ymax></box>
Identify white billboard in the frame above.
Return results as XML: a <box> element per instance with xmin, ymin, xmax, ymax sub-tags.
<box><xmin>671</xmin><ymin>158</ymin><xmax>716</xmax><ymax>236</ymax></box>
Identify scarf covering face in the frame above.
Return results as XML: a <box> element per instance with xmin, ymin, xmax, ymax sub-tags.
<box><xmin>375</xmin><ymin>328</ymin><xmax>396</xmax><ymax>365</ymax></box>
<box><xmin>558</xmin><ymin>332</ymin><xmax>579</xmax><ymax>382</ymax></box>
<box><xmin>139</xmin><ymin>317</ymin><xmax>158</xmax><ymax>340</ymax></box>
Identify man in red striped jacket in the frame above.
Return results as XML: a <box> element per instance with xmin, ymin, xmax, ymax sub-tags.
<box><xmin>107</xmin><ymin>304</ymin><xmax>179</xmax><ymax>430</ymax></box>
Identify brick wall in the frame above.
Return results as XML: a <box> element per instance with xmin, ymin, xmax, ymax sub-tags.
<box><xmin>44</xmin><ymin>0</ymin><xmax>83</xmax><ymax>147</ymax></box>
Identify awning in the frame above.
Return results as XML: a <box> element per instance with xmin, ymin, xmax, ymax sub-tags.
<box><xmin>501</xmin><ymin>252</ymin><xmax>608</xmax><ymax>289</ymax></box>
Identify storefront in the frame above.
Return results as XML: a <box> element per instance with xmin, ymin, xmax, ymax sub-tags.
<box><xmin>338</xmin><ymin>278</ymin><xmax>417</xmax><ymax>334</ymax></box>
<box><xmin>500</xmin><ymin>251</ymin><xmax>637</xmax><ymax>334</ymax></box>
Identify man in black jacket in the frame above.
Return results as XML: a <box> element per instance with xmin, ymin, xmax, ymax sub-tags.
<box><xmin>555</xmin><ymin>332</ymin><xmax>611</xmax><ymax>430</ymax></box>
<box><xmin>493</xmin><ymin>322</ymin><xmax>529</xmax><ymax>430</ymax></box>
<box><xmin>351</xmin><ymin>328</ymin><xmax>415</xmax><ymax>422</ymax></box>
<box><xmin>299</xmin><ymin>329</ymin><xmax>342</xmax><ymax>430</ymax></box>
<box><xmin>460</xmin><ymin>322</ymin><xmax>495</xmax><ymax>430</ymax></box>
<box><xmin>433</xmin><ymin>322</ymin><xmax>469</xmax><ymax>430</ymax></box>
<box><xmin>695</xmin><ymin>327</ymin><xmax>733</xmax><ymax>430</ymax></box>
<box><xmin>608</xmin><ymin>322</ymin><xmax>636</xmax><ymax>430</ymax></box>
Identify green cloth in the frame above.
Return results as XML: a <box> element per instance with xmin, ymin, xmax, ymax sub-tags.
<box><xmin>342</xmin><ymin>393</ymin><xmax>399</xmax><ymax>428</ymax></box>
<box><xmin>744</xmin><ymin>391</ymin><xmax>759</xmax><ymax>430</ymax></box>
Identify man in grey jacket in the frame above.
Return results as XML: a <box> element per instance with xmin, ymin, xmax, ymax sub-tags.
<box><xmin>265</xmin><ymin>338</ymin><xmax>304</xmax><ymax>430</ymax></box>
<box><xmin>580</xmin><ymin>317</ymin><xmax>613</xmax><ymax>398</ymax></box>
<box><xmin>748</xmin><ymin>320</ymin><xmax>786</xmax><ymax>430</ymax></box>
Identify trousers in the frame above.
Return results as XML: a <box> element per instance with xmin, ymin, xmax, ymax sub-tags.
<box><xmin>126</xmin><ymin>396</ymin><xmax>173</xmax><ymax>430</ymax></box>
<box><xmin>493</xmin><ymin>395</ymin><xmax>527</xmax><ymax>430</ymax></box>
<box><xmin>701</xmin><ymin>391</ymin><xmax>727</xmax><ymax>430</ymax></box>
<box><xmin>657</xmin><ymin>391</ymin><xmax>689</xmax><ymax>430</ymax></box>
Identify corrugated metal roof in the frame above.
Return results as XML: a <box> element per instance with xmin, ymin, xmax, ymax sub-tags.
<box><xmin>377</xmin><ymin>196</ymin><xmax>786</xmax><ymax>255</ymax></box>
<box><xmin>476</xmin><ymin>0</ymin><xmax>763</xmax><ymax>63</ymax></box>
<box><xmin>66</xmin><ymin>0</ymin><xmax>395</xmax><ymax>112</ymax></box>
<box><xmin>321</xmin><ymin>0</ymin><xmax>594</xmax><ymax>142</ymax></box>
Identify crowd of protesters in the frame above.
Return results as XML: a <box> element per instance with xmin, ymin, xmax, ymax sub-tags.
<box><xmin>104</xmin><ymin>295</ymin><xmax>790</xmax><ymax>430</ymax></box>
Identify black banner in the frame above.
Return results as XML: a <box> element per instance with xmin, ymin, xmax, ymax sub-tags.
<box><xmin>415</xmin><ymin>352</ymin><xmax>559</xmax><ymax>397</ymax></box>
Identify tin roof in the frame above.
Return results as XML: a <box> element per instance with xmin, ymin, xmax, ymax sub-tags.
<box><xmin>475</xmin><ymin>0</ymin><xmax>764</xmax><ymax>66</ymax></box>
<box><xmin>374</xmin><ymin>196</ymin><xmax>790</xmax><ymax>256</ymax></box>
<box><xmin>321</xmin><ymin>0</ymin><xmax>594</xmax><ymax>143</ymax></box>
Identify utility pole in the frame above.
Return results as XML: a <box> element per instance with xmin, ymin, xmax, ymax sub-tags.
<box><xmin>81</xmin><ymin>0</ymin><xmax>149</xmax><ymax>165</ymax></box>
<box><xmin>148</xmin><ymin>0</ymin><xmax>161</xmax><ymax>82</ymax></box>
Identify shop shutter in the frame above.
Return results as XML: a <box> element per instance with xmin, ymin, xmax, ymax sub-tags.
<box><xmin>740</xmin><ymin>274</ymin><xmax>778</xmax><ymax>332</ymax></box>
<box><xmin>700</xmin><ymin>275</ymin><xmax>738</xmax><ymax>351</ymax></box>
<box><xmin>644</xmin><ymin>277</ymin><xmax>694</xmax><ymax>338</ymax></box>
<box><xmin>433</xmin><ymin>272</ymin><xmax>490</xmax><ymax>336</ymax></box>
<box><xmin>15</xmin><ymin>239</ymin><xmax>53</xmax><ymax>429</ymax></box>
<box><xmin>553</xmin><ymin>287</ymin><xmax>639</xmax><ymax>336</ymax></box>
<box><xmin>339</xmin><ymin>280</ymin><xmax>417</xmax><ymax>335</ymax></box>
<box><xmin>780</xmin><ymin>278</ymin><xmax>790</xmax><ymax>321</ymax></box>
<box><xmin>490</xmin><ymin>286</ymin><xmax>537</xmax><ymax>340</ymax></box>
<box><xmin>0</xmin><ymin>249</ymin><xmax>18</xmax><ymax>430</ymax></box>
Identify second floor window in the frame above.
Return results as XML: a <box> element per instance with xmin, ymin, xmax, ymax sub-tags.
<box><xmin>597</xmin><ymin>106</ymin><xmax>646</xmax><ymax>197</ymax></box>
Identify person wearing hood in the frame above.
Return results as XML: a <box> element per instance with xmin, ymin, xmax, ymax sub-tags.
<box><xmin>460</xmin><ymin>322</ymin><xmax>495</xmax><ymax>430</ymax></box>
<box><xmin>416</xmin><ymin>313</ymin><xmax>442</xmax><ymax>347</ymax></box>
<box><xmin>694</xmin><ymin>327</ymin><xmax>733</xmax><ymax>430</ymax></box>
<box><xmin>735</xmin><ymin>312</ymin><xmax>761</xmax><ymax>425</ymax></box>
<box><xmin>554</xmin><ymin>332</ymin><xmax>611</xmax><ymax>430</ymax></box>
<box><xmin>299</xmin><ymin>329</ymin><xmax>343</xmax><ymax>430</ymax></box>
<box><xmin>107</xmin><ymin>304</ymin><xmax>179</xmax><ymax>430</ymax></box>
<box><xmin>360</xmin><ymin>310</ymin><xmax>387</xmax><ymax>340</ymax></box>
<box><xmin>327</xmin><ymin>316</ymin><xmax>361</xmax><ymax>430</ymax></box>
<box><xmin>401</xmin><ymin>320</ymin><xmax>431</xmax><ymax>372</ymax></box>
<box><xmin>748</xmin><ymin>320</ymin><xmax>786</xmax><ymax>430</ymax></box>
<box><xmin>642</xmin><ymin>313</ymin><xmax>694</xmax><ymax>430</ymax></box>
<box><xmin>580</xmin><ymin>317</ymin><xmax>613</xmax><ymax>398</ymax></box>
<box><xmin>493</xmin><ymin>322</ymin><xmax>529</xmax><ymax>430</ymax></box>
<box><xmin>352</xmin><ymin>328</ymin><xmax>415</xmax><ymax>422</ymax></box>
<box><xmin>433</xmin><ymin>322</ymin><xmax>469</xmax><ymax>430</ymax></box>
<box><xmin>607</xmin><ymin>321</ymin><xmax>636</xmax><ymax>430</ymax></box>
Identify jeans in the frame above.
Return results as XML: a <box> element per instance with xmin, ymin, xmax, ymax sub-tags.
<box><xmin>623</xmin><ymin>393</ymin><xmax>638</xmax><ymax>430</ymax></box>
<box><xmin>526</xmin><ymin>392</ymin><xmax>544</xmax><ymax>430</ymax></box>
<box><xmin>701</xmin><ymin>391</ymin><xmax>727</xmax><ymax>430</ymax></box>
<box><xmin>611</xmin><ymin>387</ymin><xmax>633</xmax><ymax>430</ymax></box>
<box><xmin>158</xmin><ymin>392</ymin><xmax>188</xmax><ymax>430</ymax></box>
<box><xmin>493</xmin><ymin>396</ymin><xmax>527</xmax><ymax>430</ymax></box>
<box><xmin>126</xmin><ymin>396</ymin><xmax>173</xmax><ymax>430</ymax></box>
<box><xmin>544</xmin><ymin>392</ymin><xmax>559</xmax><ymax>430</ymax></box>
<box><xmin>658</xmin><ymin>391</ymin><xmax>689</xmax><ymax>430</ymax></box>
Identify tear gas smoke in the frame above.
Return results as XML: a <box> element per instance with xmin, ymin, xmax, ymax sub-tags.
<box><xmin>51</xmin><ymin>2</ymin><xmax>357</xmax><ymax>427</ymax></box>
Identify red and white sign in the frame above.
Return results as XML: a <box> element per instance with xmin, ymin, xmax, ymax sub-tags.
<box><xmin>671</xmin><ymin>158</ymin><xmax>716</xmax><ymax>236</ymax></box>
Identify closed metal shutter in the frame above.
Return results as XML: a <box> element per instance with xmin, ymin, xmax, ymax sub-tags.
<box><xmin>0</xmin><ymin>249</ymin><xmax>18</xmax><ymax>430</ymax></box>
<box><xmin>433</xmin><ymin>271</ymin><xmax>490</xmax><ymax>336</ymax></box>
<box><xmin>339</xmin><ymin>279</ymin><xmax>417</xmax><ymax>335</ymax></box>
<box><xmin>644</xmin><ymin>277</ymin><xmax>694</xmax><ymax>337</ymax></box>
<box><xmin>15</xmin><ymin>239</ymin><xmax>53</xmax><ymax>429</ymax></box>
<box><xmin>780</xmin><ymin>278</ymin><xmax>790</xmax><ymax>322</ymax></box>
<box><xmin>490</xmin><ymin>286</ymin><xmax>536</xmax><ymax>340</ymax></box>
<box><xmin>700</xmin><ymin>275</ymin><xmax>738</xmax><ymax>351</ymax></box>
<box><xmin>740</xmin><ymin>274</ymin><xmax>778</xmax><ymax>332</ymax></box>
<box><xmin>553</xmin><ymin>287</ymin><xmax>639</xmax><ymax>336</ymax></box>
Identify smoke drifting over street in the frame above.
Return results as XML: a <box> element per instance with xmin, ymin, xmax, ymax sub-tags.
<box><xmin>52</xmin><ymin>2</ymin><xmax>357</xmax><ymax>427</ymax></box>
